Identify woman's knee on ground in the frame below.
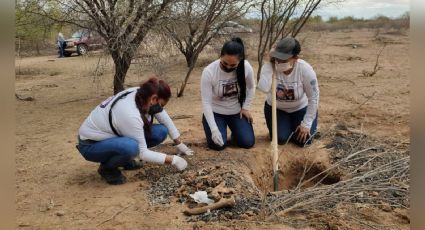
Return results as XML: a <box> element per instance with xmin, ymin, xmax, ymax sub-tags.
<box><xmin>208</xmin><ymin>143</ymin><xmax>227</xmax><ymax>151</ymax></box>
<box><xmin>236</xmin><ymin>135</ymin><xmax>255</xmax><ymax>149</ymax></box>
<box><xmin>277</xmin><ymin>133</ymin><xmax>292</xmax><ymax>145</ymax></box>
<box><xmin>291</xmin><ymin>138</ymin><xmax>313</xmax><ymax>148</ymax></box>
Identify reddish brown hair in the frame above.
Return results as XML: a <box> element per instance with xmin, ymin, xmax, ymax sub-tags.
<box><xmin>135</xmin><ymin>77</ymin><xmax>171</xmax><ymax>136</ymax></box>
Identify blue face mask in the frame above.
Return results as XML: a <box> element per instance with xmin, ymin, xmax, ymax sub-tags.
<box><xmin>148</xmin><ymin>103</ymin><xmax>163</xmax><ymax>115</ymax></box>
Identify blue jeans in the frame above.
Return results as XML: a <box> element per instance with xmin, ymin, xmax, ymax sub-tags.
<box><xmin>202</xmin><ymin>112</ymin><xmax>255</xmax><ymax>151</ymax></box>
<box><xmin>77</xmin><ymin>124</ymin><xmax>168</xmax><ymax>169</ymax></box>
<box><xmin>264</xmin><ymin>102</ymin><xmax>318</xmax><ymax>147</ymax></box>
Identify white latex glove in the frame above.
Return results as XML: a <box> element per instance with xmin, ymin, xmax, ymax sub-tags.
<box><xmin>211</xmin><ymin>128</ymin><xmax>224</xmax><ymax>147</ymax></box>
<box><xmin>171</xmin><ymin>155</ymin><xmax>188</xmax><ymax>171</ymax></box>
<box><xmin>176</xmin><ymin>143</ymin><xmax>194</xmax><ymax>156</ymax></box>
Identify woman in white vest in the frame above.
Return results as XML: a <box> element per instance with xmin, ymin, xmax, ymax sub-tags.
<box><xmin>258</xmin><ymin>37</ymin><xmax>319</xmax><ymax>147</ymax></box>
<box><xmin>77</xmin><ymin>77</ymin><xmax>193</xmax><ymax>185</ymax></box>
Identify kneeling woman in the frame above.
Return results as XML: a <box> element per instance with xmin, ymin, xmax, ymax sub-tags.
<box><xmin>258</xmin><ymin>37</ymin><xmax>319</xmax><ymax>147</ymax></box>
<box><xmin>201</xmin><ymin>37</ymin><xmax>256</xmax><ymax>150</ymax></box>
<box><xmin>77</xmin><ymin>77</ymin><xmax>193</xmax><ymax>185</ymax></box>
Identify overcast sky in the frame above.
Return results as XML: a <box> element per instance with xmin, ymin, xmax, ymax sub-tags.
<box><xmin>315</xmin><ymin>0</ymin><xmax>410</xmax><ymax>19</ymax></box>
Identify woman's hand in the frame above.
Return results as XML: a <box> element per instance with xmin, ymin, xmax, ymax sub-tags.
<box><xmin>295</xmin><ymin>125</ymin><xmax>310</xmax><ymax>144</ymax></box>
<box><xmin>175</xmin><ymin>143</ymin><xmax>194</xmax><ymax>156</ymax></box>
<box><xmin>211</xmin><ymin>128</ymin><xmax>224</xmax><ymax>147</ymax></box>
<box><xmin>240</xmin><ymin>109</ymin><xmax>253</xmax><ymax>124</ymax></box>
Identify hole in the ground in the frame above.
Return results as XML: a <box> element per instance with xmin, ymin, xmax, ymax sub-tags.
<box><xmin>282</xmin><ymin>158</ymin><xmax>342</xmax><ymax>189</ymax></box>
<box><xmin>250</xmin><ymin>156</ymin><xmax>342</xmax><ymax>192</ymax></box>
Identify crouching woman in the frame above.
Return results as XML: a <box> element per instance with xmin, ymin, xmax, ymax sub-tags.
<box><xmin>77</xmin><ymin>77</ymin><xmax>193</xmax><ymax>185</ymax></box>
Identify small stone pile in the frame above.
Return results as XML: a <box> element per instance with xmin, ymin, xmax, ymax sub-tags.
<box><xmin>141</xmin><ymin>163</ymin><xmax>263</xmax><ymax>222</ymax></box>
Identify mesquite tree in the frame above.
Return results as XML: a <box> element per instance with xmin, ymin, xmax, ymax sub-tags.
<box><xmin>27</xmin><ymin>0</ymin><xmax>174</xmax><ymax>94</ymax></box>
<box><xmin>162</xmin><ymin>0</ymin><xmax>253</xmax><ymax>97</ymax></box>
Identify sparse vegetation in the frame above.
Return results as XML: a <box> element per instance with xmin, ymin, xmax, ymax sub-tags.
<box><xmin>15</xmin><ymin>1</ymin><xmax>410</xmax><ymax>228</ymax></box>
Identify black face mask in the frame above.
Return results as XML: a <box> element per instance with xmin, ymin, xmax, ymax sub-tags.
<box><xmin>221</xmin><ymin>62</ymin><xmax>237</xmax><ymax>73</ymax></box>
<box><xmin>148</xmin><ymin>103</ymin><xmax>163</xmax><ymax>115</ymax></box>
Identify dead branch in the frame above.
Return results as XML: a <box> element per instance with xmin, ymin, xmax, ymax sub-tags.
<box><xmin>15</xmin><ymin>93</ymin><xmax>34</xmax><ymax>101</ymax></box>
<box><xmin>361</xmin><ymin>44</ymin><xmax>387</xmax><ymax>77</ymax></box>
<box><xmin>183</xmin><ymin>197</ymin><xmax>236</xmax><ymax>215</ymax></box>
<box><xmin>96</xmin><ymin>204</ymin><xmax>133</xmax><ymax>227</ymax></box>
<box><xmin>171</xmin><ymin>115</ymin><xmax>194</xmax><ymax>120</ymax></box>
<box><xmin>267</xmin><ymin>155</ymin><xmax>409</xmax><ymax>216</ymax></box>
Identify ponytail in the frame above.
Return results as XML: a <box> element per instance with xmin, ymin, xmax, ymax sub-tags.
<box><xmin>221</xmin><ymin>37</ymin><xmax>246</xmax><ymax>108</ymax></box>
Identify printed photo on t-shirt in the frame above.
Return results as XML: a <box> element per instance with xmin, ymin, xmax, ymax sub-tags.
<box><xmin>218</xmin><ymin>79</ymin><xmax>239</xmax><ymax>99</ymax></box>
<box><xmin>276</xmin><ymin>83</ymin><xmax>296</xmax><ymax>101</ymax></box>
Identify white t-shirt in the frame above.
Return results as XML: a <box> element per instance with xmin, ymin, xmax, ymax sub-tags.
<box><xmin>201</xmin><ymin>59</ymin><xmax>256</xmax><ymax>131</ymax></box>
<box><xmin>257</xmin><ymin>59</ymin><xmax>319</xmax><ymax>129</ymax></box>
<box><xmin>79</xmin><ymin>87</ymin><xmax>180</xmax><ymax>164</ymax></box>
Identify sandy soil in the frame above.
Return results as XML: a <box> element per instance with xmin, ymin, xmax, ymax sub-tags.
<box><xmin>15</xmin><ymin>29</ymin><xmax>410</xmax><ymax>229</ymax></box>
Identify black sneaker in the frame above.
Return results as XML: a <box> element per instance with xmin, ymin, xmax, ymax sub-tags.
<box><xmin>123</xmin><ymin>159</ymin><xmax>143</xmax><ymax>170</ymax></box>
<box><xmin>97</xmin><ymin>165</ymin><xmax>127</xmax><ymax>185</ymax></box>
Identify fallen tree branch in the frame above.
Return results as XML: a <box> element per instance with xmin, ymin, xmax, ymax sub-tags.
<box><xmin>15</xmin><ymin>93</ymin><xmax>34</xmax><ymax>101</ymax></box>
<box><xmin>183</xmin><ymin>197</ymin><xmax>236</xmax><ymax>216</ymax></box>
<box><xmin>96</xmin><ymin>204</ymin><xmax>133</xmax><ymax>227</ymax></box>
<box><xmin>171</xmin><ymin>115</ymin><xmax>194</xmax><ymax>120</ymax></box>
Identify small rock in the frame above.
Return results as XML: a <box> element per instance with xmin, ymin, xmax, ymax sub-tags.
<box><xmin>56</xmin><ymin>210</ymin><xmax>65</xmax><ymax>216</ymax></box>
<box><xmin>329</xmin><ymin>224</ymin><xmax>340</xmax><ymax>230</ymax></box>
<box><xmin>354</xmin><ymin>203</ymin><xmax>367</xmax><ymax>209</ymax></box>
<box><xmin>239</xmin><ymin>214</ymin><xmax>249</xmax><ymax>220</ymax></box>
<box><xmin>380</xmin><ymin>202</ymin><xmax>392</xmax><ymax>212</ymax></box>
<box><xmin>245</xmin><ymin>211</ymin><xmax>255</xmax><ymax>216</ymax></box>
<box><xmin>392</xmin><ymin>190</ymin><xmax>404</xmax><ymax>197</ymax></box>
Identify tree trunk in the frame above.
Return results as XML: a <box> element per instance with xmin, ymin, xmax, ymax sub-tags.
<box><xmin>177</xmin><ymin>64</ymin><xmax>195</xmax><ymax>97</ymax></box>
<box><xmin>112</xmin><ymin>51</ymin><xmax>132</xmax><ymax>95</ymax></box>
<box><xmin>185</xmin><ymin>50</ymin><xmax>194</xmax><ymax>68</ymax></box>
<box><xmin>36</xmin><ymin>41</ymin><xmax>40</xmax><ymax>56</ymax></box>
<box><xmin>177</xmin><ymin>52</ymin><xmax>197</xmax><ymax>97</ymax></box>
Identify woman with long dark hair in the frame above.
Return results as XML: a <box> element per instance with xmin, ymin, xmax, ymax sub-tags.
<box><xmin>258</xmin><ymin>37</ymin><xmax>319</xmax><ymax>147</ymax></box>
<box><xmin>201</xmin><ymin>37</ymin><xmax>256</xmax><ymax>150</ymax></box>
<box><xmin>77</xmin><ymin>77</ymin><xmax>193</xmax><ymax>185</ymax></box>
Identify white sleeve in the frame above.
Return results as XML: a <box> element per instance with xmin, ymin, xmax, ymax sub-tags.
<box><xmin>257</xmin><ymin>63</ymin><xmax>273</xmax><ymax>93</ymax></box>
<box><xmin>154</xmin><ymin>109</ymin><xmax>180</xmax><ymax>140</ymax></box>
<box><xmin>300</xmin><ymin>66</ymin><xmax>319</xmax><ymax>130</ymax></box>
<box><xmin>242</xmin><ymin>62</ymin><xmax>256</xmax><ymax>110</ymax></box>
<box><xmin>201</xmin><ymin>68</ymin><xmax>218</xmax><ymax>131</ymax></box>
<box><xmin>116</xmin><ymin>115</ymin><xmax>167</xmax><ymax>164</ymax></box>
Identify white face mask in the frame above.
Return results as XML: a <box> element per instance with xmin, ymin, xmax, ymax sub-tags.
<box><xmin>275</xmin><ymin>62</ymin><xmax>292</xmax><ymax>72</ymax></box>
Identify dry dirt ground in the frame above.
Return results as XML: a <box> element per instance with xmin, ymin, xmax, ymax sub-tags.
<box><xmin>15</xmin><ymin>29</ymin><xmax>410</xmax><ymax>229</ymax></box>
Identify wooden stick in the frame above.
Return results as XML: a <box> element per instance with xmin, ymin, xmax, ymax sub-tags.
<box><xmin>183</xmin><ymin>197</ymin><xmax>236</xmax><ymax>216</ymax></box>
<box><xmin>96</xmin><ymin>204</ymin><xmax>133</xmax><ymax>227</ymax></box>
<box><xmin>171</xmin><ymin>114</ymin><xmax>194</xmax><ymax>120</ymax></box>
<box><xmin>271</xmin><ymin>64</ymin><xmax>279</xmax><ymax>191</ymax></box>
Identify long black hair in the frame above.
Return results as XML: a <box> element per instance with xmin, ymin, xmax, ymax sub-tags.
<box><xmin>221</xmin><ymin>37</ymin><xmax>246</xmax><ymax>108</ymax></box>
